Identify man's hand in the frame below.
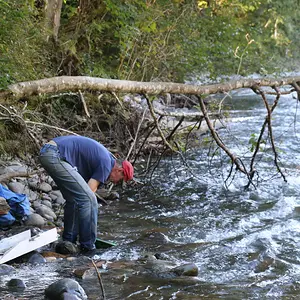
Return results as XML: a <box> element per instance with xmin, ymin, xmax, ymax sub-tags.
<box><xmin>88</xmin><ymin>178</ymin><xmax>100</xmax><ymax>193</ymax></box>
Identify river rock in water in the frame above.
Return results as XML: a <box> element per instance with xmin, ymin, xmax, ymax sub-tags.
<box><xmin>171</xmin><ymin>263</ymin><xmax>199</xmax><ymax>276</ymax></box>
<box><xmin>6</xmin><ymin>278</ymin><xmax>26</xmax><ymax>289</ymax></box>
<box><xmin>45</xmin><ymin>278</ymin><xmax>87</xmax><ymax>300</ymax></box>
<box><xmin>0</xmin><ymin>264</ymin><xmax>15</xmax><ymax>276</ymax></box>
<box><xmin>27</xmin><ymin>252</ymin><xmax>47</xmax><ymax>264</ymax></box>
<box><xmin>0</xmin><ymin>196</ymin><xmax>10</xmax><ymax>215</ymax></box>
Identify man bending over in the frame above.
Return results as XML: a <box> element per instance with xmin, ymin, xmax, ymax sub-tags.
<box><xmin>39</xmin><ymin>135</ymin><xmax>134</xmax><ymax>255</ymax></box>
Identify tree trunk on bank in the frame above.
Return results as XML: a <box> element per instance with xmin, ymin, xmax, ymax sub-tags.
<box><xmin>45</xmin><ymin>0</ymin><xmax>63</xmax><ymax>41</ymax></box>
<box><xmin>1</xmin><ymin>76</ymin><xmax>300</xmax><ymax>100</ymax></box>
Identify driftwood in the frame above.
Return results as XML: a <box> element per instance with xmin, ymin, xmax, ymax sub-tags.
<box><xmin>1</xmin><ymin>76</ymin><xmax>300</xmax><ymax>99</ymax></box>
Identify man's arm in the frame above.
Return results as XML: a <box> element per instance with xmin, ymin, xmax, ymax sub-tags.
<box><xmin>88</xmin><ymin>178</ymin><xmax>100</xmax><ymax>193</ymax></box>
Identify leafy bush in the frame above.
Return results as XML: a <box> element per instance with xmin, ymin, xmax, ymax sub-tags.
<box><xmin>0</xmin><ymin>1</ymin><xmax>53</xmax><ymax>89</ymax></box>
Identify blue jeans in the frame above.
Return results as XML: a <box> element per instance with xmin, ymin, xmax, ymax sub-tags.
<box><xmin>39</xmin><ymin>144</ymin><xmax>97</xmax><ymax>250</ymax></box>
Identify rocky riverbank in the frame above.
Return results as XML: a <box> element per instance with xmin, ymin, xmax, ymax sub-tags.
<box><xmin>0</xmin><ymin>158</ymin><xmax>200</xmax><ymax>299</ymax></box>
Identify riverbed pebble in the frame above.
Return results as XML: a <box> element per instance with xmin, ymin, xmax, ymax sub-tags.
<box><xmin>24</xmin><ymin>213</ymin><xmax>45</xmax><ymax>227</ymax></box>
<box><xmin>35</xmin><ymin>204</ymin><xmax>57</xmax><ymax>221</ymax></box>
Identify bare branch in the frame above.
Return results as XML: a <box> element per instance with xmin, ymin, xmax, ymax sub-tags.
<box><xmin>256</xmin><ymin>86</ymin><xmax>287</xmax><ymax>182</ymax></box>
<box><xmin>197</xmin><ymin>95</ymin><xmax>248</xmax><ymax>175</ymax></box>
<box><xmin>91</xmin><ymin>259</ymin><xmax>106</xmax><ymax>300</ymax></box>
<box><xmin>126</xmin><ymin>107</ymin><xmax>147</xmax><ymax>160</ymax></box>
<box><xmin>79</xmin><ymin>90</ymin><xmax>90</xmax><ymax>118</ymax></box>
<box><xmin>145</xmin><ymin>95</ymin><xmax>176</xmax><ymax>153</ymax></box>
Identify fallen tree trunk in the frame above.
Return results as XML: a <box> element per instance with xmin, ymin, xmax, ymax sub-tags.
<box><xmin>1</xmin><ymin>75</ymin><xmax>300</xmax><ymax>99</ymax></box>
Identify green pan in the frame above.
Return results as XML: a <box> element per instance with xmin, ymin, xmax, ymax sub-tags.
<box><xmin>95</xmin><ymin>238</ymin><xmax>117</xmax><ymax>249</ymax></box>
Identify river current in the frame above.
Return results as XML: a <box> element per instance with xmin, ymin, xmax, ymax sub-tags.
<box><xmin>2</xmin><ymin>89</ymin><xmax>300</xmax><ymax>299</ymax></box>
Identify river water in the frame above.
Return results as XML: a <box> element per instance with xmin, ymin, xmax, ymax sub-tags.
<box><xmin>2</xmin><ymin>89</ymin><xmax>300</xmax><ymax>299</ymax></box>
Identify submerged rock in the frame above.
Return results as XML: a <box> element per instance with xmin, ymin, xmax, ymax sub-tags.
<box><xmin>0</xmin><ymin>264</ymin><xmax>15</xmax><ymax>276</ymax></box>
<box><xmin>45</xmin><ymin>278</ymin><xmax>87</xmax><ymax>300</ymax></box>
<box><xmin>7</xmin><ymin>278</ymin><xmax>26</xmax><ymax>289</ymax></box>
<box><xmin>74</xmin><ymin>267</ymin><xmax>96</xmax><ymax>279</ymax></box>
<box><xmin>27</xmin><ymin>252</ymin><xmax>47</xmax><ymax>264</ymax></box>
<box><xmin>171</xmin><ymin>263</ymin><xmax>199</xmax><ymax>276</ymax></box>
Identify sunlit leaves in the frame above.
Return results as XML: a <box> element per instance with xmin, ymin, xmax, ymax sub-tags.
<box><xmin>1</xmin><ymin>0</ymin><xmax>299</xmax><ymax>87</ymax></box>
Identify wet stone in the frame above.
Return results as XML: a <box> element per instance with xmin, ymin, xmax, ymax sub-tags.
<box><xmin>7</xmin><ymin>278</ymin><xmax>26</xmax><ymax>289</ymax></box>
<box><xmin>45</xmin><ymin>257</ymin><xmax>57</xmax><ymax>262</ymax></box>
<box><xmin>45</xmin><ymin>278</ymin><xmax>87</xmax><ymax>300</ymax></box>
<box><xmin>0</xmin><ymin>264</ymin><xmax>16</xmax><ymax>276</ymax></box>
<box><xmin>55</xmin><ymin>241</ymin><xmax>79</xmax><ymax>255</ymax></box>
<box><xmin>0</xmin><ymin>166</ymin><xmax>8</xmax><ymax>175</ymax></box>
<box><xmin>171</xmin><ymin>263</ymin><xmax>199</xmax><ymax>277</ymax></box>
<box><xmin>27</xmin><ymin>252</ymin><xmax>47</xmax><ymax>264</ymax></box>
<box><xmin>74</xmin><ymin>267</ymin><xmax>97</xmax><ymax>279</ymax></box>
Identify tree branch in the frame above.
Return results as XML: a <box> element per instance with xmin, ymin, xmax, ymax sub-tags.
<box><xmin>4</xmin><ymin>75</ymin><xmax>300</xmax><ymax>100</ymax></box>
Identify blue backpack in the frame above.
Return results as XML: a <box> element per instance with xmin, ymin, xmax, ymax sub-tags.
<box><xmin>0</xmin><ymin>184</ymin><xmax>31</xmax><ymax>227</ymax></box>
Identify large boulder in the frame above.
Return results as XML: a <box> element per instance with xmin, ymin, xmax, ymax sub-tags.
<box><xmin>45</xmin><ymin>278</ymin><xmax>87</xmax><ymax>300</ymax></box>
<box><xmin>7</xmin><ymin>278</ymin><xmax>26</xmax><ymax>289</ymax></box>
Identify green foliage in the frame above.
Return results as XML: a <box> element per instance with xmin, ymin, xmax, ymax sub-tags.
<box><xmin>1</xmin><ymin>0</ymin><xmax>299</xmax><ymax>86</ymax></box>
<box><xmin>248</xmin><ymin>133</ymin><xmax>266</xmax><ymax>152</ymax></box>
<box><xmin>0</xmin><ymin>1</ymin><xmax>54</xmax><ymax>89</ymax></box>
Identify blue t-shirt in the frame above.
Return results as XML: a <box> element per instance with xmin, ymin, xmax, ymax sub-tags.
<box><xmin>53</xmin><ymin>136</ymin><xmax>115</xmax><ymax>183</ymax></box>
